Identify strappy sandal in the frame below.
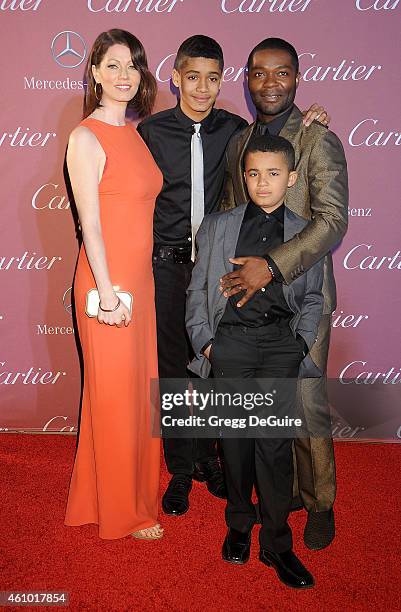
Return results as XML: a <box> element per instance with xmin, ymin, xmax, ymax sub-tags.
<box><xmin>132</xmin><ymin>523</ymin><xmax>164</xmax><ymax>541</ymax></box>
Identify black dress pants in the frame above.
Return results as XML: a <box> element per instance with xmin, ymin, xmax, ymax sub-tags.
<box><xmin>153</xmin><ymin>256</ymin><xmax>216</xmax><ymax>476</ymax></box>
<box><xmin>211</xmin><ymin>323</ymin><xmax>303</xmax><ymax>553</ymax></box>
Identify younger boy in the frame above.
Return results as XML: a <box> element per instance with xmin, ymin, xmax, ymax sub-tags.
<box><xmin>186</xmin><ymin>135</ymin><xmax>324</xmax><ymax>589</ymax></box>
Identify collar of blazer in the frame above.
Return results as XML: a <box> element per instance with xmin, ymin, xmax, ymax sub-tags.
<box><xmin>232</xmin><ymin>105</ymin><xmax>304</xmax><ymax>204</ymax></box>
<box><xmin>222</xmin><ymin>203</ymin><xmax>307</xmax><ymax>274</ymax></box>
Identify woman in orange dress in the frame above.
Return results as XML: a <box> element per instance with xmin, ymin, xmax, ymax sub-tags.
<box><xmin>65</xmin><ymin>29</ymin><xmax>163</xmax><ymax>540</ymax></box>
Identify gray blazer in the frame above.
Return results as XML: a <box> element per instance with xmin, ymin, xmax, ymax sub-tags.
<box><xmin>186</xmin><ymin>204</ymin><xmax>324</xmax><ymax>379</ymax></box>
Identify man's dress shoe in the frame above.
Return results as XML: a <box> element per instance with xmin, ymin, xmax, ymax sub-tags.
<box><xmin>259</xmin><ymin>549</ymin><xmax>315</xmax><ymax>589</ymax></box>
<box><xmin>162</xmin><ymin>475</ymin><xmax>192</xmax><ymax>516</ymax></box>
<box><xmin>304</xmin><ymin>508</ymin><xmax>335</xmax><ymax>550</ymax></box>
<box><xmin>193</xmin><ymin>459</ymin><xmax>226</xmax><ymax>499</ymax></box>
<box><xmin>222</xmin><ymin>528</ymin><xmax>251</xmax><ymax>565</ymax></box>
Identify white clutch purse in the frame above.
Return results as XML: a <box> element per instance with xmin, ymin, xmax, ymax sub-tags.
<box><xmin>85</xmin><ymin>286</ymin><xmax>133</xmax><ymax>318</ymax></box>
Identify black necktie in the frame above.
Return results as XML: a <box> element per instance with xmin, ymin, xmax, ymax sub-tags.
<box><xmin>257</xmin><ymin>122</ymin><xmax>270</xmax><ymax>136</ymax></box>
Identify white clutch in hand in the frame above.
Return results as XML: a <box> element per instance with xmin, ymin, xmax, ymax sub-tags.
<box><xmin>85</xmin><ymin>286</ymin><xmax>133</xmax><ymax>318</ymax></box>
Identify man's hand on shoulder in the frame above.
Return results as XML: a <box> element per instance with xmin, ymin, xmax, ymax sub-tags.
<box><xmin>302</xmin><ymin>103</ymin><xmax>331</xmax><ymax>127</ymax></box>
<box><xmin>219</xmin><ymin>257</ymin><xmax>273</xmax><ymax>308</ymax></box>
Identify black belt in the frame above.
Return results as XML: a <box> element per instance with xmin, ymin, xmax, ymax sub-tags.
<box><xmin>153</xmin><ymin>244</ymin><xmax>192</xmax><ymax>264</ymax></box>
<box><xmin>219</xmin><ymin>314</ymin><xmax>291</xmax><ymax>334</ymax></box>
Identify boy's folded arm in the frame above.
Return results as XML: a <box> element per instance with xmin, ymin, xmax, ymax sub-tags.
<box><xmin>186</xmin><ymin>220</ymin><xmax>214</xmax><ymax>357</ymax></box>
<box><xmin>296</xmin><ymin>258</ymin><xmax>325</xmax><ymax>350</ymax></box>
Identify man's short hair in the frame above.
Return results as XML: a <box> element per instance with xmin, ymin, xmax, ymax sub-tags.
<box><xmin>244</xmin><ymin>134</ymin><xmax>296</xmax><ymax>171</ymax></box>
<box><xmin>174</xmin><ymin>35</ymin><xmax>224</xmax><ymax>72</ymax></box>
<box><xmin>247</xmin><ymin>37</ymin><xmax>299</xmax><ymax>73</ymax></box>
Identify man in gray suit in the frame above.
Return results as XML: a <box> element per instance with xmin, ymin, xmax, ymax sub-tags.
<box><xmin>186</xmin><ymin>135</ymin><xmax>324</xmax><ymax>589</ymax></box>
<box><xmin>220</xmin><ymin>38</ymin><xmax>348</xmax><ymax>550</ymax></box>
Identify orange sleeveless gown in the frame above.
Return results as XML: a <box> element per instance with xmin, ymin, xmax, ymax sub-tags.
<box><xmin>65</xmin><ymin>118</ymin><xmax>163</xmax><ymax>539</ymax></box>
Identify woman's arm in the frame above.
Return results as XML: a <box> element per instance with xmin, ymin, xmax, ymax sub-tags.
<box><xmin>67</xmin><ymin>126</ymin><xmax>130</xmax><ymax>327</ymax></box>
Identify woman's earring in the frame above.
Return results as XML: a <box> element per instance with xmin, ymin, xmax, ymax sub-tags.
<box><xmin>94</xmin><ymin>82</ymin><xmax>102</xmax><ymax>102</ymax></box>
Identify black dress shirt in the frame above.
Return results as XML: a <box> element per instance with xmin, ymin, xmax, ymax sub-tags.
<box><xmin>253</xmin><ymin>106</ymin><xmax>294</xmax><ymax>281</ymax></box>
<box><xmin>254</xmin><ymin>105</ymin><xmax>293</xmax><ymax>137</ymax></box>
<box><xmin>138</xmin><ymin>104</ymin><xmax>247</xmax><ymax>245</ymax></box>
<box><xmin>220</xmin><ymin>202</ymin><xmax>292</xmax><ymax>327</ymax></box>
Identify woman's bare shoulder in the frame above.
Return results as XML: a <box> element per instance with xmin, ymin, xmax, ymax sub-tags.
<box><xmin>68</xmin><ymin>124</ymin><xmax>102</xmax><ymax>154</ymax></box>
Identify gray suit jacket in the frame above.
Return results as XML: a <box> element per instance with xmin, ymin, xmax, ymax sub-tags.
<box><xmin>186</xmin><ymin>204</ymin><xmax>324</xmax><ymax>379</ymax></box>
<box><xmin>221</xmin><ymin>106</ymin><xmax>348</xmax><ymax>315</ymax></box>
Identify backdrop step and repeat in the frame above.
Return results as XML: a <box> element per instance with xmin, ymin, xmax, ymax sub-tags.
<box><xmin>1</xmin><ymin>0</ymin><xmax>400</xmax><ymax>440</ymax></box>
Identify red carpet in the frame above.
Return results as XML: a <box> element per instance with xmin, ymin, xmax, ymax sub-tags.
<box><xmin>1</xmin><ymin>436</ymin><xmax>400</xmax><ymax>611</ymax></box>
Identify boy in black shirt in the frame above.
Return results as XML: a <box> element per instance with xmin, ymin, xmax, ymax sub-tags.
<box><xmin>186</xmin><ymin>136</ymin><xmax>324</xmax><ymax>589</ymax></box>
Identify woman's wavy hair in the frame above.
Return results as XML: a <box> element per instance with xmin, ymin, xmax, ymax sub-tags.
<box><xmin>83</xmin><ymin>29</ymin><xmax>157</xmax><ymax>119</ymax></box>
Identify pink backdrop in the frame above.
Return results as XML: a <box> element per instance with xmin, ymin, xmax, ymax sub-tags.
<box><xmin>1</xmin><ymin>0</ymin><xmax>400</xmax><ymax>439</ymax></box>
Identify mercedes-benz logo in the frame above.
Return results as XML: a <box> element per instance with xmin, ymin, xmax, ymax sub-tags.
<box><xmin>51</xmin><ymin>31</ymin><xmax>86</xmax><ymax>68</ymax></box>
<box><xmin>63</xmin><ymin>287</ymin><xmax>72</xmax><ymax>315</ymax></box>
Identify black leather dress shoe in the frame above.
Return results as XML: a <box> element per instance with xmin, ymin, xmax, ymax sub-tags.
<box><xmin>304</xmin><ymin>508</ymin><xmax>335</xmax><ymax>550</ymax></box>
<box><xmin>193</xmin><ymin>459</ymin><xmax>226</xmax><ymax>499</ymax></box>
<box><xmin>192</xmin><ymin>462</ymin><xmax>207</xmax><ymax>482</ymax></box>
<box><xmin>222</xmin><ymin>528</ymin><xmax>251</xmax><ymax>565</ymax></box>
<box><xmin>259</xmin><ymin>549</ymin><xmax>314</xmax><ymax>589</ymax></box>
<box><xmin>162</xmin><ymin>475</ymin><xmax>192</xmax><ymax>516</ymax></box>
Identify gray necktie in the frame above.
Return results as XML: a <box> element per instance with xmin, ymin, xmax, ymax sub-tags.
<box><xmin>191</xmin><ymin>123</ymin><xmax>204</xmax><ymax>261</ymax></box>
